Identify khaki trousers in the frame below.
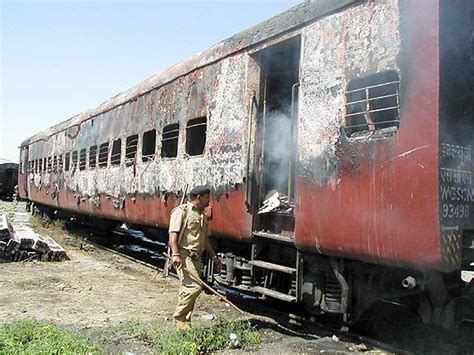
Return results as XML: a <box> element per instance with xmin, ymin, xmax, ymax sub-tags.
<box><xmin>173</xmin><ymin>253</ymin><xmax>202</xmax><ymax>322</ymax></box>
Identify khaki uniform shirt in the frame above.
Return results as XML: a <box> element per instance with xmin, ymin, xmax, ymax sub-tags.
<box><xmin>168</xmin><ymin>202</ymin><xmax>208</xmax><ymax>254</ymax></box>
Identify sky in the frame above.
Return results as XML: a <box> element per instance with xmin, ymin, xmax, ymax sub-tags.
<box><xmin>1</xmin><ymin>0</ymin><xmax>301</xmax><ymax>163</ymax></box>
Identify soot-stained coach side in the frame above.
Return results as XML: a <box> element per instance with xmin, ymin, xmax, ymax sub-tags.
<box><xmin>19</xmin><ymin>0</ymin><xmax>473</xmax><ymax>326</ymax></box>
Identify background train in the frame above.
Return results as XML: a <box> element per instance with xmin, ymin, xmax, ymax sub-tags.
<box><xmin>18</xmin><ymin>0</ymin><xmax>473</xmax><ymax>327</ymax></box>
<box><xmin>0</xmin><ymin>162</ymin><xmax>18</xmax><ymax>200</ymax></box>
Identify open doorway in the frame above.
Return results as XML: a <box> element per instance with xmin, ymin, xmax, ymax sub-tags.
<box><xmin>254</xmin><ymin>37</ymin><xmax>300</xmax><ymax>234</ymax></box>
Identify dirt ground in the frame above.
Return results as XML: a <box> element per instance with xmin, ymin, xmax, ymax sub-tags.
<box><xmin>0</xmin><ymin>200</ymin><xmax>368</xmax><ymax>353</ymax></box>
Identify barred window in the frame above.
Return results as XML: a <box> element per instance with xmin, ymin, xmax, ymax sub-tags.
<box><xmin>344</xmin><ymin>71</ymin><xmax>400</xmax><ymax>137</ymax></box>
<box><xmin>125</xmin><ymin>134</ymin><xmax>138</xmax><ymax>165</ymax></box>
<box><xmin>98</xmin><ymin>142</ymin><xmax>109</xmax><ymax>167</ymax></box>
<box><xmin>79</xmin><ymin>149</ymin><xmax>87</xmax><ymax>170</ymax></box>
<box><xmin>142</xmin><ymin>129</ymin><xmax>156</xmax><ymax>162</ymax></box>
<box><xmin>161</xmin><ymin>124</ymin><xmax>179</xmax><ymax>158</ymax></box>
<box><xmin>71</xmin><ymin>151</ymin><xmax>78</xmax><ymax>169</ymax></box>
<box><xmin>65</xmin><ymin>152</ymin><xmax>70</xmax><ymax>172</ymax></box>
<box><xmin>89</xmin><ymin>145</ymin><xmax>97</xmax><ymax>169</ymax></box>
<box><xmin>58</xmin><ymin>154</ymin><xmax>63</xmax><ymax>171</ymax></box>
<box><xmin>111</xmin><ymin>138</ymin><xmax>121</xmax><ymax>166</ymax></box>
<box><xmin>186</xmin><ymin>117</ymin><xmax>206</xmax><ymax>156</ymax></box>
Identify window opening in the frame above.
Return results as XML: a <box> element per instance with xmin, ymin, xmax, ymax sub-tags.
<box><xmin>125</xmin><ymin>134</ymin><xmax>138</xmax><ymax>165</ymax></box>
<box><xmin>186</xmin><ymin>118</ymin><xmax>206</xmax><ymax>156</ymax></box>
<box><xmin>65</xmin><ymin>153</ymin><xmax>70</xmax><ymax>172</ymax></box>
<box><xmin>58</xmin><ymin>154</ymin><xmax>63</xmax><ymax>171</ymax></box>
<box><xmin>98</xmin><ymin>142</ymin><xmax>109</xmax><ymax>167</ymax></box>
<box><xmin>111</xmin><ymin>139</ymin><xmax>121</xmax><ymax>166</ymax></box>
<box><xmin>39</xmin><ymin>159</ymin><xmax>43</xmax><ymax>173</ymax></box>
<box><xmin>89</xmin><ymin>145</ymin><xmax>97</xmax><ymax>169</ymax></box>
<box><xmin>53</xmin><ymin>156</ymin><xmax>58</xmax><ymax>172</ymax></box>
<box><xmin>79</xmin><ymin>149</ymin><xmax>87</xmax><ymax>170</ymax></box>
<box><xmin>161</xmin><ymin>124</ymin><xmax>178</xmax><ymax>158</ymax></box>
<box><xmin>47</xmin><ymin>157</ymin><xmax>52</xmax><ymax>172</ymax></box>
<box><xmin>43</xmin><ymin>158</ymin><xmax>47</xmax><ymax>173</ymax></box>
<box><xmin>72</xmin><ymin>151</ymin><xmax>78</xmax><ymax>170</ymax></box>
<box><xmin>344</xmin><ymin>70</ymin><xmax>400</xmax><ymax>137</ymax></box>
<box><xmin>142</xmin><ymin>129</ymin><xmax>156</xmax><ymax>162</ymax></box>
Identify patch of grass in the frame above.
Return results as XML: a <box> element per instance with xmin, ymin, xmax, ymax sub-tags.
<box><xmin>0</xmin><ymin>319</ymin><xmax>102</xmax><ymax>354</ymax></box>
<box><xmin>158</xmin><ymin>318</ymin><xmax>260</xmax><ymax>354</ymax></box>
<box><xmin>29</xmin><ymin>216</ymin><xmax>67</xmax><ymax>241</ymax></box>
<box><xmin>104</xmin><ymin>316</ymin><xmax>260</xmax><ymax>354</ymax></box>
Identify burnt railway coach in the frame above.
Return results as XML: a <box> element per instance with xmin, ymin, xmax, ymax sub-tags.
<box><xmin>19</xmin><ymin>0</ymin><xmax>473</xmax><ymax>326</ymax></box>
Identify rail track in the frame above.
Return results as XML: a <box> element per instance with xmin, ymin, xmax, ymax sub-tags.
<box><xmin>70</xmin><ymin>224</ymin><xmax>411</xmax><ymax>354</ymax></box>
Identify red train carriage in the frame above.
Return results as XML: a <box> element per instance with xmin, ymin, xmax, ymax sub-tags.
<box><xmin>19</xmin><ymin>0</ymin><xmax>473</xmax><ymax>326</ymax></box>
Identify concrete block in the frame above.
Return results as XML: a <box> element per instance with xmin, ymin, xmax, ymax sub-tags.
<box><xmin>6</xmin><ymin>235</ymin><xmax>20</xmax><ymax>254</ymax></box>
<box><xmin>15</xmin><ymin>227</ymin><xmax>38</xmax><ymax>248</ymax></box>
<box><xmin>0</xmin><ymin>251</ymin><xmax>12</xmax><ymax>263</ymax></box>
<box><xmin>0</xmin><ymin>214</ymin><xmax>14</xmax><ymax>241</ymax></box>
<box><xmin>32</xmin><ymin>237</ymin><xmax>49</xmax><ymax>254</ymax></box>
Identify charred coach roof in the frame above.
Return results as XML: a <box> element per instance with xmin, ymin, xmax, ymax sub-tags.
<box><xmin>20</xmin><ymin>0</ymin><xmax>362</xmax><ymax>147</ymax></box>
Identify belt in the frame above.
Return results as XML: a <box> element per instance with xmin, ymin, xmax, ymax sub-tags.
<box><xmin>181</xmin><ymin>249</ymin><xmax>200</xmax><ymax>260</ymax></box>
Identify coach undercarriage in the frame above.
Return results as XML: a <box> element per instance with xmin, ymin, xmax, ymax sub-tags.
<box><xmin>208</xmin><ymin>235</ymin><xmax>473</xmax><ymax>328</ymax></box>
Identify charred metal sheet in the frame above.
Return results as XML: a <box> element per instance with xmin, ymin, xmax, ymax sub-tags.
<box><xmin>298</xmin><ymin>0</ymin><xmax>400</xmax><ymax>183</ymax></box>
<box><xmin>295</xmin><ymin>0</ymin><xmax>446</xmax><ymax>271</ymax></box>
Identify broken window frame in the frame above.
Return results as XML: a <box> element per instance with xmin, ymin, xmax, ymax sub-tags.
<box><xmin>89</xmin><ymin>145</ymin><xmax>97</xmax><ymax>169</ymax></box>
<box><xmin>110</xmin><ymin>138</ymin><xmax>122</xmax><ymax>166</ymax></box>
<box><xmin>71</xmin><ymin>151</ymin><xmax>78</xmax><ymax>170</ymax></box>
<box><xmin>344</xmin><ymin>70</ymin><xmax>401</xmax><ymax>138</ymax></box>
<box><xmin>98</xmin><ymin>142</ymin><xmax>109</xmax><ymax>168</ymax></box>
<box><xmin>185</xmin><ymin>117</ymin><xmax>207</xmax><ymax>157</ymax></box>
<box><xmin>161</xmin><ymin>124</ymin><xmax>179</xmax><ymax>158</ymax></box>
<box><xmin>79</xmin><ymin>148</ymin><xmax>87</xmax><ymax>170</ymax></box>
<box><xmin>58</xmin><ymin>154</ymin><xmax>63</xmax><ymax>171</ymax></box>
<box><xmin>65</xmin><ymin>152</ymin><xmax>70</xmax><ymax>172</ymax></box>
<box><xmin>47</xmin><ymin>157</ymin><xmax>52</xmax><ymax>173</ymax></box>
<box><xmin>125</xmin><ymin>134</ymin><xmax>139</xmax><ymax>166</ymax></box>
<box><xmin>142</xmin><ymin>129</ymin><xmax>157</xmax><ymax>162</ymax></box>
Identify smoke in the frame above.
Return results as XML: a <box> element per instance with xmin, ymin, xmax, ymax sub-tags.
<box><xmin>263</xmin><ymin>110</ymin><xmax>293</xmax><ymax>194</ymax></box>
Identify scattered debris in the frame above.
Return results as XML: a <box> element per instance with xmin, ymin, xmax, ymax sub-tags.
<box><xmin>0</xmin><ymin>213</ymin><xmax>67</xmax><ymax>263</ymax></box>
<box><xmin>331</xmin><ymin>335</ymin><xmax>339</xmax><ymax>342</ymax></box>
<box><xmin>258</xmin><ymin>190</ymin><xmax>292</xmax><ymax>214</ymax></box>
<box><xmin>350</xmin><ymin>343</ymin><xmax>368</xmax><ymax>351</ymax></box>
<box><xmin>229</xmin><ymin>332</ymin><xmax>240</xmax><ymax>348</ymax></box>
<box><xmin>201</xmin><ymin>313</ymin><xmax>215</xmax><ymax>321</ymax></box>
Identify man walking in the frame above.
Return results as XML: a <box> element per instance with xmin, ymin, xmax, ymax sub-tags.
<box><xmin>169</xmin><ymin>185</ymin><xmax>221</xmax><ymax>329</ymax></box>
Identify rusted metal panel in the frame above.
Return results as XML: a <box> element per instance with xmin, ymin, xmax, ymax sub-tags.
<box><xmin>294</xmin><ymin>0</ymin><xmax>442</xmax><ymax>271</ymax></box>
<box><xmin>20</xmin><ymin>48</ymin><xmax>254</xmax><ymax>240</ymax></box>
